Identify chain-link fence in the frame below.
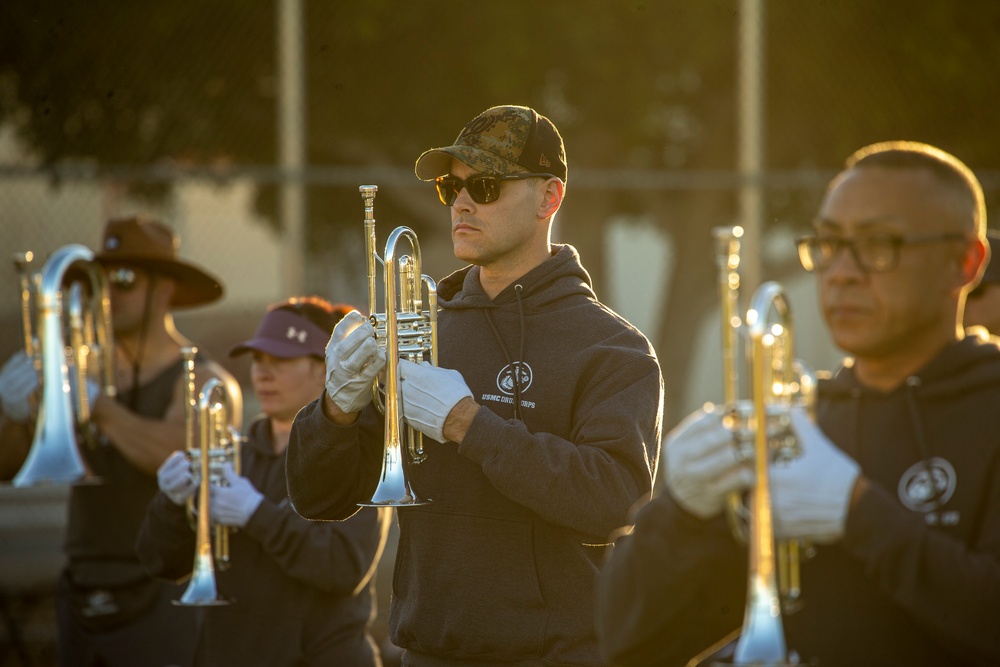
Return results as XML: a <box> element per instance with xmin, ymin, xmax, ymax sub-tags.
<box><xmin>2</xmin><ymin>150</ymin><xmax>999</xmax><ymax>667</ymax></box>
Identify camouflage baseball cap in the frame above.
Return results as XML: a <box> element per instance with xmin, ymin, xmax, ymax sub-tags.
<box><xmin>414</xmin><ymin>105</ymin><xmax>567</xmax><ymax>183</ymax></box>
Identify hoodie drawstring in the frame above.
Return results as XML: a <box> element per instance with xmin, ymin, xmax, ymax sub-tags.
<box><xmin>484</xmin><ymin>284</ymin><xmax>527</xmax><ymax>422</ymax></box>
<box><xmin>904</xmin><ymin>376</ymin><xmax>948</xmax><ymax>505</ymax></box>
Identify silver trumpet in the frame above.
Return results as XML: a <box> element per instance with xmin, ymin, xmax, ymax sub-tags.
<box><xmin>9</xmin><ymin>245</ymin><xmax>116</xmax><ymax>487</ymax></box>
<box><xmin>358</xmin><ymin>184</ymin><xmax>437</xmax><ymax>507</ymax></box>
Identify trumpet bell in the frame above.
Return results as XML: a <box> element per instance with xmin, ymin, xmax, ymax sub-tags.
<box><xmin>172</xmin><ymin>552</ymin><xmax>230</xmax><ymax>607</ymax></box>
<box><xmin>12</xmin><ymin>414</ymin><xmax>86</xmax><ymax>487</ymax></box>
<box><xmin>358</xmin><ymin>431</ymin><xmax>430</xmax><ymax>507</ymax></box>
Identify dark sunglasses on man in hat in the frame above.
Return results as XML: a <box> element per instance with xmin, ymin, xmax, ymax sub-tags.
<box><xmin>106</xmin><ymin>267</ymin><xmax>141</xmax><ymax>292</ymax></box>
<box><xmin>434</xmin><ymin>172</ymin><xmax>558</xmax><ymax>207</ymax></box>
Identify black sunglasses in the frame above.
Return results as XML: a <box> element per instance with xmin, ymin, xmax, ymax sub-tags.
<box><xmin>434</xmin><ymin>172</ymin><xmax>557</xmax><ymax>206</ymax></box>
<box><xmin>107</xmin><ymin>267</ymin><xmax>139</xmax><ymax>291</ymax></box>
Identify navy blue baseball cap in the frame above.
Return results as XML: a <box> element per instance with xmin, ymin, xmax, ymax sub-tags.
<box><xmin>229</xmin><ymin>308</ymin><xmax>329</xmax><ymax>359</ymax></box>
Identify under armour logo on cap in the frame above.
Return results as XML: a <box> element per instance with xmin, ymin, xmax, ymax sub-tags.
<box><xmin>286</xmin><ymin>327</ymin><xmax>308</xmax><ymax>343</ymax></box>
<box><xmin>229</xmin><ymin>308</ymin><xmax>329</xmax><ymax>359</ymax></box>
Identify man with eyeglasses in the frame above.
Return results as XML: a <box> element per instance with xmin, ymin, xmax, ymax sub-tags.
<box><xmin>596</xmin><ymin>141</ymin><xmax>1000</xmax><ymax>666</ymax></box>
<box><xmin>0</xmin><ymin>216</ymin><xmax>241</xmax><ymax>667</ymax></box>
<box><xmin>285</xmin><ymin>105</ymin><xmax>664</xmax><ymax>667</ymax></box>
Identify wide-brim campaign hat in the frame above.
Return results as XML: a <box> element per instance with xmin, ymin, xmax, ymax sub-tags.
<box><xmin>94</xmin><ymin>216</ymin><xmax>224</xmax><ymax>308</ymax></box>
<box><xmin>414</xmin><ymin>105</ymin><xmax>567</xmax><ymax>182</ymax></box>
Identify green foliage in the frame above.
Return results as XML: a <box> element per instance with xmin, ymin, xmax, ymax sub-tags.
<box><xmin>2</xmin><ymin>1</ymin><xmax>997</xmax><ymax>178</ymax></box>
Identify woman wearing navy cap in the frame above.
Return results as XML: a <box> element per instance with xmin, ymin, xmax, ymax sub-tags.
<box><xmin>136</xmin><ymin>297</ymin><xmax>392</xmax><ymax>667</ymax></box>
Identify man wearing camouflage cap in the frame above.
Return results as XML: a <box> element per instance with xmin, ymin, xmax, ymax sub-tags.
<box><xmin>287</xmin><ymin>105</ymin><xmax>664</xmax><ymax>666</ymax></box>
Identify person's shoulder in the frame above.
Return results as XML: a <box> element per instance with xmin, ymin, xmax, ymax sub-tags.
<box><xmin>588</xmin><ymin>300</ymin><xmax>658</xmax><ymax>351</ymax></box>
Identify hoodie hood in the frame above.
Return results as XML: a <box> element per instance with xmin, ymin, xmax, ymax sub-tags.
<box><xmin>821</xmin><ymin>332</ymin><xmax>1000</xmax><ymax>401</ymax></box>
<box><xmin>436</xmin><ymin>244</ymin><xmax>597</xmax><ymax>311</ymax></box>
<box><xmin>817</xmin><ymin>332</ymin><xmax>1000</xmax><ymax>468</ymax></box>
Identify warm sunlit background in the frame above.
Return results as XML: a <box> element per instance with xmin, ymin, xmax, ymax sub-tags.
<box><xmin>1</xmin><ymin>1</ymin><xmax>999</xmax><ymax>664</ymax></box>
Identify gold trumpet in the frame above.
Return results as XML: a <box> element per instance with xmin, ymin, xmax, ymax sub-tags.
<box><xmin>732</xmin><ymin>282</ymin><xmax>807</xmax><ymax>665</ymax></box>
<box><xmin>714</xmin><ymin>227</ymin><xmax>815</xmax><ymax>611</ymax></box>
<box><xmin>691</xmin><ymin>281</ymin><xmax>813</xmax><ymax>667</ymax></box>
<box><xmin>9</xmin><ymin>245</ymin><xmax>116</xmax><ymax>487</ymax></box>
<box><xmin>174</xmin><ymin>347</ymin><xmax>242</xmax><ymax>606</ymax></box>
<box><xmin>358</xmin><ymin>184</ymin><xmax>437</xmax><ymax>507</ymax></box>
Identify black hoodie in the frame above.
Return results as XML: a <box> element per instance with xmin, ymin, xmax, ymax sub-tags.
<box><xmin>597</xmin><ymin>333</ymin><xmax>1000</xmax><ymax>666</ymax></box>
<box><xmin>137</xmin><ymin>416</ymin><xmax>391</xmax><ymax>667</ymax></box>
<box><xmin>288</xmin><ymin>245</ymin><xmax>664</xmax><ymax>666</ymax></box>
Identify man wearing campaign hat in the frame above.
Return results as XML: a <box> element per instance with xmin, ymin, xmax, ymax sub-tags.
<box><xmin>0</xmin><ymin>215</ymin><xmax>241</xmax><ymax>667</ymax></box>
<box><xmin>138</xmin><ymin>297</ymin><xmax>392</xmax><ymax>667</ymax></box>
<box><xmin>286</xmin><ymin>105</ymin><xmax>664</xmax><ymax>666</ymax></box>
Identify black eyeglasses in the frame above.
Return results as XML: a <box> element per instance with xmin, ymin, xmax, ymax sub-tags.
<box><xmin>796</xmin><ymin>232</ymin><xmax>967</xmax><ymax>273</ymax></box>
<box><xmin>434</xmin><ymin>172</ymin><xmax>557</xmax><ymax>206</ymax></box>
<box><xmin>107</xmin><ymin>267</ymin><xmax>138</xmax><ymax>291</ymax></box>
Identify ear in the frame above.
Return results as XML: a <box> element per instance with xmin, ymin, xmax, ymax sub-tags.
<box><xmin>536</xmin><ymin>178</ymin><xmax>564</xmax><ymax>220</ymax></box>
<box><xmin>957</xmin><ymin>236</ymin><xmax>988</xmax><ymax>294</ymax></box>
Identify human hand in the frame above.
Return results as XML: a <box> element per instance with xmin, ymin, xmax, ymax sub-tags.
<box><xmin>665</xmin><ymin>407</ymin><xmax>754</xmax><ymax>520</ymax></box>
<box><xmin>210</xmin><ymin>463</ymin><xmax>263</xmax><ymax>528</ymax></box>
<box><xmin>157</xmin><ymin>450</ymin><xmax>197</xmax><ymax>506</ymax></box>
<box><xmin>771</xmin><ymin>407</ymin><xmax>860</xmax><ymax>544</ymax></box>
<box><xmin>324</xmin><ymin>311</ymin><xmax>386</xmax><ymax>414</ymax></box>
<box><xmin>0</xmin><ymin>351</ymin><xmax>39</xmax><ymax>423</ymax></box>
<box><xmin>399</xmin><ymin>359</ymin><xmax>474</xmax><ymax>443</ymax></box>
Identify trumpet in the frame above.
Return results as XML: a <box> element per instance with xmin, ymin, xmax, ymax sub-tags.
<box><xmin>8</xmin><ymin>245</ymin><xmax>116</xmax><ymax>487</ymax></box>
<box><xmin>714</xmin><ymin>227</ymin><xmax>815</xmax><ymax>611</ymax></box>
<box><xmin>174</xmin><ymin>347</ymin><xmax>242</xmax><ymax>606</ymax></box>
<box><xmin>358</xmin><ymin>184</ymin><xmax>437</xmax><ymax>507</ymax></box>
<box><xmin>691</xmin><ymin>280</ymin><xmax>813</xmax><ymax>667</ymax></box>
<box><xmin>730</xmin><ymin>282</ymin><xmax>809</xmax><ymax>665</ymax></box>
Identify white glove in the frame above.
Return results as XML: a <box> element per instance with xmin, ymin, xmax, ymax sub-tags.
<box><xmin>771</xmin><ymin>407</ymin><xmax>860</xmax><ymax>544</ymax></box>
<box><xmin>157</xmin><ymin>450</ymin><xmax>197</xmax><ymax>506</ymax></box>
<box><xmin>210</xmin><ymin>463</ymin><xmax>263</xmax><ymax>528</ymax></box>
<box><xmin>665</xmin><ymin>407</ymin><xmax>754</xmax><ymax>520</ymax></box>
<box><xmin>399</xmin><ymin>359</ymin><xmax>473</xmax><ymax>444</ymax></box>
<box><xmin>0</xmin><ymin>351</ymin><xmax>39</xmax><ymax>423</ymax></box>
<box><xmin>325</xmin><ymin>311</ymin><xmax>387</xmax><ymax>414</ymax></box>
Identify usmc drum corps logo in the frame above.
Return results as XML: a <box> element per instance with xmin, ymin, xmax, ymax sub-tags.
<box><xmin>496</xmin><ymin>362</ymin><xmax>533</xmax><ymax>396</ymax></box>
<box><xmin>897</xmin><ymin>457</ymin><xmax>956</xmax><ymax>514</ymax></box>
